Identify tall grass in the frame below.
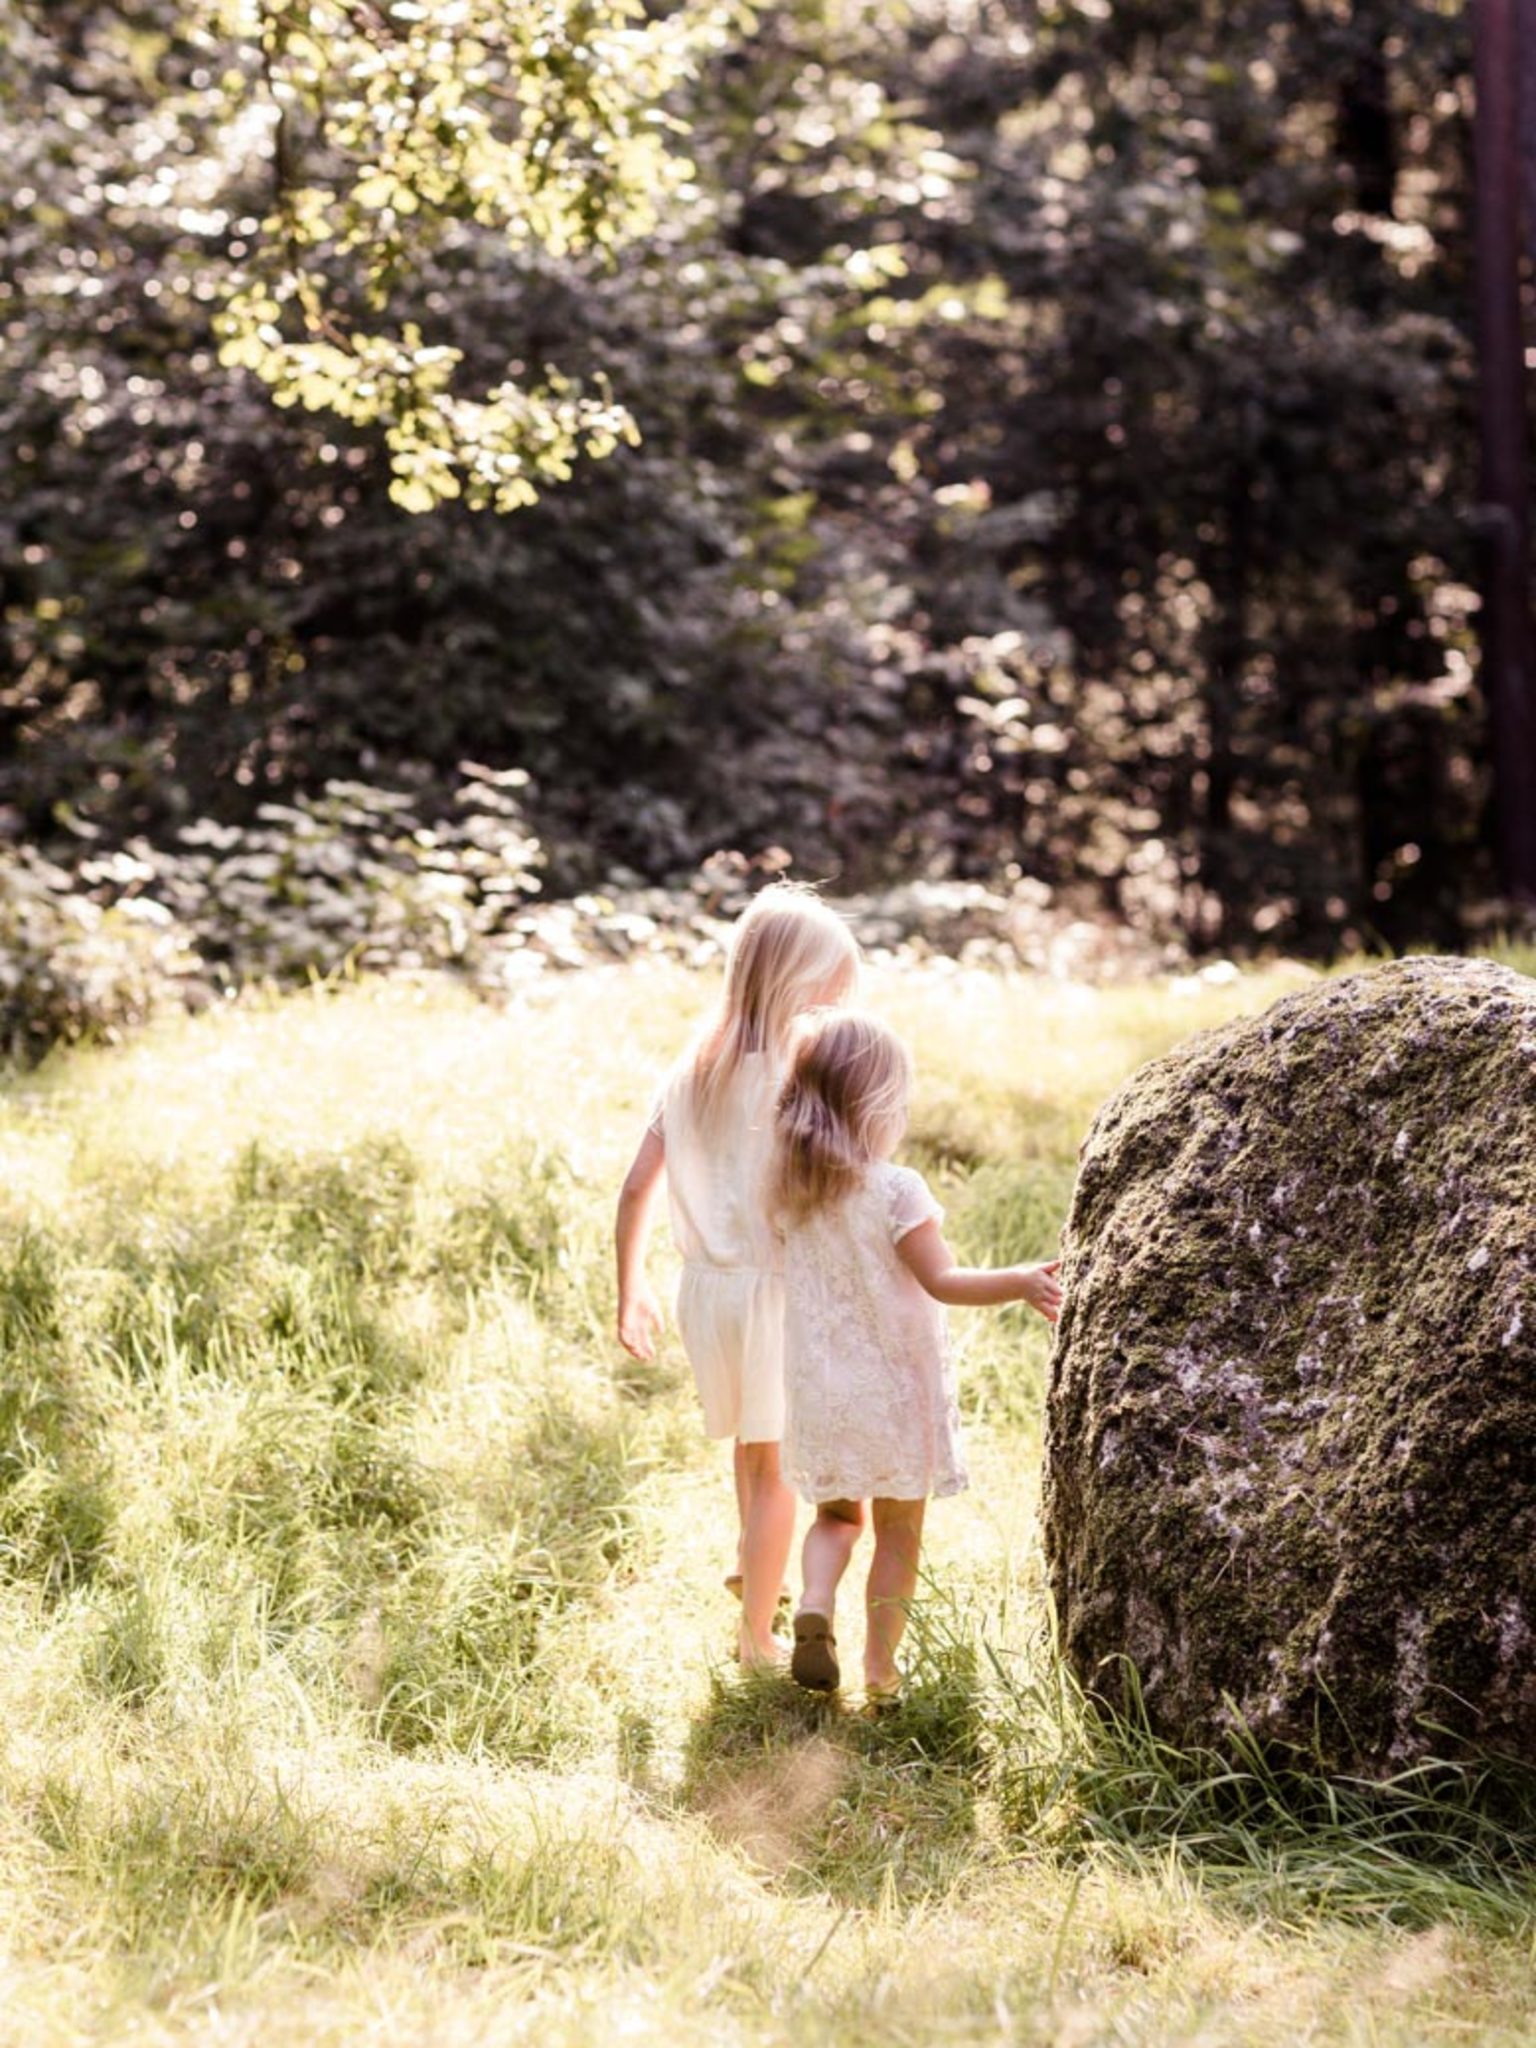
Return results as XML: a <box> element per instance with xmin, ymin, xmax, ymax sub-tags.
<box><xmin>989</xmin><ymin>1641</ymin><xmax>1536</xmax><ymax>1936</ymax></box>
<box><xmin>0</xmin><ymin>956</ymin><xmax>1532</xmax><ymax>2046</ymax></box>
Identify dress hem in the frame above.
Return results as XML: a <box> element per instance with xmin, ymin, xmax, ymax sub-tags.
<box><xmin>790</xmin><ymin>1473</ymin><xmax>969</xmax><ymax>1505</ymax></box>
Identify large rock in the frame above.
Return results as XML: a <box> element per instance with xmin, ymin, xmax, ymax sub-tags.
<box><xmin>1044</xmin><ymin>957</ymin><xmax>1536</xmax><ymax>1772</ymax></box>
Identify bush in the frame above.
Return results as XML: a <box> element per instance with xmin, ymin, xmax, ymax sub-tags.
<box><xmin>0</xmin><ymin>767</ymin><xmax>546</xmax><ymax>1059</ymax></box>
<box><xmin>146</xmin><ymin>766</ymin><xmax>545</xmax><ymax>986</ymax></box>
<box><xmin>0</xmin><ymin>846</ymin><xmax>195</xmax><ymax>1058</ymax></box>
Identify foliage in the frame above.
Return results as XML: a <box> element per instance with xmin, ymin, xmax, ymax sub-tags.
<box><xmin>210</xmin><ymin>0</ymin><xmax>702</xmax><ymax>512</ymax></box>
<box><xmin>5</xmin><ymin>1</ymin><xmax>713</xmax><ymax>512</ymax></box>
<box><xmin>140</xmin><ymin>762</ymin><xmax>546</xmax><ymax>984</ymax></box>
<box><xmin>0</xmin><ymin>793</ymin><xmax>1199</xmax><ymax>1056</ymax></box>
<box><xmin>0</xmin><ymin>766</ymin><xmax>546</xmax><ymax>1049</ymax></box>
<box><xmin>0</xmin><ymin>845</ymin><xmax>195</xmax><ymax>1056</ymax></box>
<box><xmin>1</xmin><ymin>0</ymin><xmax>1525</xmax><ymax>968</ymax></box>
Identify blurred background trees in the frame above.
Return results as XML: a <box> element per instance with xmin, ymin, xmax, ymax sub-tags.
<box><xmin>2</xmin><ymin>0</ymin><xmax>1528</xmax><ymax>985</ymax></box>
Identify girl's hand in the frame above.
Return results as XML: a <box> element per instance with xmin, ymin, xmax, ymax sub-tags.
<box><xmin>615</xmin><ymin>1127</ymin><xmax>666</xmax><ymax>1358</ymax></box>
<box><xmin>898</xmin><ymin>1225</ymin><xmax>1063</xmax><ymax>1315</ymax></box>
<box><xmin>617</xmin><ymin>1284</ymin><xmax>664</xmax><ymax>1360</ymax></box>
<box><xmin>1019</xmin><ymin>1259</ymin><xmax>1062</xmax><ymax>1324</ymax></box>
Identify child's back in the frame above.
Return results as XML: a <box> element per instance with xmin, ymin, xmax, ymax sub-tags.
<box><xmin>781</xmin><ymin>1158</ymin><xmax>965</xmax><ymax>1506</ymax></box>
<box><xmin>652</xmin><ymin>1049</ymin><xmax>782</xmax><ymax>1279</ymax></box>
<box><xmin>650</xmin><ymin>1047</ymin><xmax>786</xmax><ymax>1442</ymax></box>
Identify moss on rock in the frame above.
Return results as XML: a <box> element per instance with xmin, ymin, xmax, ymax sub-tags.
<box><xmin>1044</xmin><ymin>957</ymin><xmax>1536</xmax><ymax>1772</ymax></box>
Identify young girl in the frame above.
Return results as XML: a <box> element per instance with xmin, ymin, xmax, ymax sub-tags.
<box><xmin>614</xmin><ymin>884</ymin><xmax>861</xmax><ymax>1669</ymax></box>
<box><xmin>773</xmin><ymin>1011</ymin><xmax>1061</xmax><ymax>1702</ymax></box>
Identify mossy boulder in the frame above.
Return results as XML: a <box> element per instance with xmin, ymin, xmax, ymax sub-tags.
<box><xmin>1044</xmin><ymin>957</ymin><xmax>1536</xmax><ymax>1772</ymax></box>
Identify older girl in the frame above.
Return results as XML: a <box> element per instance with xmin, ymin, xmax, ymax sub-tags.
<box><xmin>615</xmin><ymin>885</ymin><xmax>860</xmax><ymax>1668</ymax></box>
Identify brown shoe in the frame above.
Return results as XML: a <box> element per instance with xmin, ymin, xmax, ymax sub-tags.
<box><xmin>790</xmin><ymin>1610</ymin><xmax>840</xmax><ymax>1692</ymax></box>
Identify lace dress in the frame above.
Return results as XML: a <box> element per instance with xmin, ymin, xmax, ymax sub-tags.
<box><xmin>781</xmin><ymin>1162</ymin><xmax>968</xmax><ymax>1503</ymax></box>
<box><xmin>649</xmin><ymin>1052</ymin><xmax>786</xmax><ymax>1443</ymax></box>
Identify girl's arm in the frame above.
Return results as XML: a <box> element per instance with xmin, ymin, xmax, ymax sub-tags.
<box><xmin>896</xmin><ymin>1221</ymin><xmax>1062</xmax><ymax>1322</ymax></box>
<box><xmin>615</xmin><ymin>1125</ymin><xmax>667</xmax><ymax>1358</ymax></box>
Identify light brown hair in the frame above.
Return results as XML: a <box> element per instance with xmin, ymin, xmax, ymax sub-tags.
<box><xmin>773</xmin><ymin>1011</ymin><xmax>912</xmax><ymax>1223</ymax></box>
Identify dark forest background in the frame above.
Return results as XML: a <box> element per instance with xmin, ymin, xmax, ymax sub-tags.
<box><xmin>3</xmin><ymin>0</ymin><xmax>1533</xmax><ymax>1044</ymax></box>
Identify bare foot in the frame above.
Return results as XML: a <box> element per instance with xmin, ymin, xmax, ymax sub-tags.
<box><xmin>737</xmin><ymin>1626</ymin><xmax>789</xmax><ymax>1672</ymax></box>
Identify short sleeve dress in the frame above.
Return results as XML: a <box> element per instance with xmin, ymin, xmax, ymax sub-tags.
<box><xmin>649</xmin><ymin>1053</ymin><xmax>786</xmax><ymax>1443</ymax></box>
<box><xmin>780</xmin><ymin>1162</ymin><xmax>968</xmax><ymax>1504</ymax></box>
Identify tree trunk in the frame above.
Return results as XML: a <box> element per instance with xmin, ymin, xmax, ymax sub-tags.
<box><xmin>1338</xmin><ymin>38</ymin><xmax>1397</xmax><ymax>216</ymax></box>
<box><xmin>1472</xmin><ymin>0</ymin><xmax>1536</xmax><ymax>902</ymax></box>
<box><xmin>1198</xmin><ymin>450</ymin><xmax>1255</xmax><ymax>948</ymax></box>
<box><xmin>1519</xmin><ymin>0</ymin><xmax>1536</xmax><ymax>270</ymax></box>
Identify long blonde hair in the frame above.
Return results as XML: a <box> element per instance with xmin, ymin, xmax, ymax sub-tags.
<box><xmin>689</xmin><ymin>883</ymin><xmax>860</xmax><ymax>1126</ymax></box>
<box><xmin>773</xmin><ymin>1011</ymin><xmax>911</xmax><ymax>1223</ymax></box>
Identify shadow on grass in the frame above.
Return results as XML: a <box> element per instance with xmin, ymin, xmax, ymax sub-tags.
<box><xmin>672</xmin><ymin>1610</ymin><xmax>992</xmax><ymax>1904</ymax></box>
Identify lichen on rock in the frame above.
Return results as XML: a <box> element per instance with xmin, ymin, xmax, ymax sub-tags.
<box><xmin>1043</xmin><ymin>956</ymin><xmax>1536</xmax><ymax>1772</ymax></box>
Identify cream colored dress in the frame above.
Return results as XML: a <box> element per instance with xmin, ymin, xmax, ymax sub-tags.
<box><xmin>781</xmin><ymin>1163</ymin><xmax>968</xmax><ymax>1504</ymax></box>
<box><xmin>649</xmin><ymin>1052</ymin><xmax>786</xmax><ymax>1442</ymax></box>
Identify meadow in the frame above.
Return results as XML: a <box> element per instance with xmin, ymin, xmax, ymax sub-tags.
<box><xmin>2</xmin><ymin>951</ymin><xmax>1534</xmax><ymax>2047</ymax></box>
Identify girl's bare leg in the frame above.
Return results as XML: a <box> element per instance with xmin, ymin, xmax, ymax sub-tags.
<box><xmin>865</xmin><ymin>1497</ymin><xmax>926</xmax><ymax>1693</ymax></box>
<box><xmin>737</xmin><ymin>1439</ymin><xmax>796</xmax><ymax>1665</ymax></box>
<box><xmin>798</xmin><ymin>1498</ymin><xmax>866</xmax><ymax>1623</ymax></box>
<box><xmin>730</xmin><ymin>1439</ymin><xmax>750</xmax><ymax>1586</ymax></box>
<box><xmin>791</xmin><ymin>1498</ymin><xmax>866</xmax><ymax>1689</ymax></box>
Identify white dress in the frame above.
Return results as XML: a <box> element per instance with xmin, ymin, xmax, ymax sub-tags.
<box><xmin>650</xmin><ymin>1052</ymin><xmax>786</xmax><ymax>1443</ymax></box>
<box><xmin>781</xmin><ymin>1162</ymin><xmax>968</xmax><ymax>1503</ymax></box>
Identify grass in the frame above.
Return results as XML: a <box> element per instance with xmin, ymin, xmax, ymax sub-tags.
<box><xmin>0</xmin><ymin>950</ymin><xmax>1533</xmax><ymax>2045</ymax></box>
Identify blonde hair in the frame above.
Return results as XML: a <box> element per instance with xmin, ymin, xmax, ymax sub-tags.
<box><xmin>773</xmin><ymin>1011</ymin><xmax>912</xmax><ymax>1223</ymax></box>
<box><xmin>690</xmin><ymin>883</ymin><xmax>860</xmax><ymax>1126</ymax></box>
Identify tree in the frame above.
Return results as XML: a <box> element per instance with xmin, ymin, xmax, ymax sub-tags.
<box><xmin>5</xmin><ymin>1</ymin><xmax>717</xmax><ymax>512</ymax></box>
<box><xmin>1472</xmin><ymin>0</ymin><xmax>1536</xmax><ymax>902</ymax></box>
<box><xmin>0</xmin><ymin>0</ymin><xmax>1516</xmax><ymax>955</ymax></box>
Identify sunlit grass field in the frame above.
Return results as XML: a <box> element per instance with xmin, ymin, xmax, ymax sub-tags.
<box><xmin>2</xmin><ymin>951</ymin><xmax>1535</xmax><ymax>2046</ymax></box>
